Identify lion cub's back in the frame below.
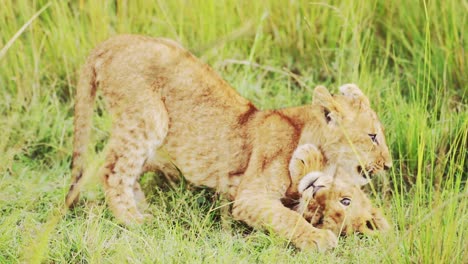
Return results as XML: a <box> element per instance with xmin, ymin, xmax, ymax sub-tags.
<box><xmin>88</xmin><ymin>35</ymin><xmax>249</xmax><ymax>111</ymax></box>
<box><xmin>87</xmin><ymin>35</ymin><xmax>188</xmax><ymax>101</ymax></box>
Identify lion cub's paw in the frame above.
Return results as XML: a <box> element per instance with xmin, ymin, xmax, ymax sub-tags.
<box><xmin>299</xmin><ymin>228</ymin><xmax>338</xmax><ymax>252</ymax></box>
<box><xmin>115</xmin><ymin>211</ymin><xmax>153</xmax><ymax>226</ymax></box>
<box><xmin>313</xmin><ymin>229</ymin><xmax>339</xmax><ymax>252</ymax></box>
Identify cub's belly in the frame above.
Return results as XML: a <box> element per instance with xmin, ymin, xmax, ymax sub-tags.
<box><xmin>145</xmin><ymin>132</ymin><xmax>248</xmax><ymax>199</ymax></box>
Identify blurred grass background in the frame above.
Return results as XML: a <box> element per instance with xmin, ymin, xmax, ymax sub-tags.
<box><xmin>0</xmin><ymin>0</ymin><xmax>466</xmax><ymax>263</ymax></box>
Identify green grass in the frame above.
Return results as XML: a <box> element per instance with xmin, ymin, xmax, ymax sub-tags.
<box><xmin>0</xmin><ymin>0</ymin><xmax>466</xmax><ymax>263</ymax></box>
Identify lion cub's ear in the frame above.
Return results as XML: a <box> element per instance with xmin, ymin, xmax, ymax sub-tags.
<box><xmin>312</xmin><ymin>85</ymin><xmax>333</xmax><ymax>107</ymax></box>
<box><xmin>369</xmin><ymin>207</ymin><xmax>391</xmax><ymax>232</ymax></box>
<box><xmin>339</xmin><ymin>83</ymin><xmax>370</xmax><ymax>107</ymax></box>
<box><xmin>312</xmin><ymin>85</ymin><xmax>342</xmax><ymax>125</ymax></box>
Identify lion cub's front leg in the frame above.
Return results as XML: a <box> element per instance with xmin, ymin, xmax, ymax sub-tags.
<box><xmin>233</xmin><ymin>187</ymin><xmax>337</xmax><ymax>252</ymax></box>
<box><xmin>232</xmin><ymin>159</ymin><xmax>337</xmax><ymax>252</ymax></box>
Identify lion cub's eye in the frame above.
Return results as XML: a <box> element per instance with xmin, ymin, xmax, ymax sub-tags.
<box><xmin>340</xmin><ymin>198</ymin><xmax>351</xmax><ymax>206</ymax></box>
<box><xmin>368</xmin><ymin>133</ymin><xmax>378</xmax><ymax>144</ymax></box>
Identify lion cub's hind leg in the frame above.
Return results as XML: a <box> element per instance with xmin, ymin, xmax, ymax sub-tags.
<box><xmin>100</xmin><ymin>101</ymin><xmax>169</xmax><ymax>225</ymax></box>
<box><xmin>133</xmin><ymin>181</ymin><xmax>149</xmax><ymax>211</ymax></box>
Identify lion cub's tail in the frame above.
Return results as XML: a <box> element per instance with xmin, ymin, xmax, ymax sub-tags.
<box><xmin>65</xmin><ymin>58</ymin><xmax>98</xmax><ymax>208</ymax></box>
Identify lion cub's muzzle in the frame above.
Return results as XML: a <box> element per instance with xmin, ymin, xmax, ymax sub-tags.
<box><xmin>357</xmin><ymin>160</ymin><xmax>392</xmax><ymax>180</ymax></box>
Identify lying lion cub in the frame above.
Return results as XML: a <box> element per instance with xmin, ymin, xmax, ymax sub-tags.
<box><xmin>65</xmin><ymin>35</ymin><xmax>392</xmax><ymax>251</ymax></box>
<box><xmin>286</xmin><ymin>144</ymin><xmax>390</xmax><ymax>237</ymax></box>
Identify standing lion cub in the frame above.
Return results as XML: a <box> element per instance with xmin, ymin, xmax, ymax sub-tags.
<box><xmin>66</xmin><ymin>35</ymin><xmax>392</xmax><ymax>251</ymax></box>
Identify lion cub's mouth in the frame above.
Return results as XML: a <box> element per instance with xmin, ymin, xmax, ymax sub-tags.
<box><xmin>357</xmin><ymin>165</ymin><xmax>374</xmax><ymax>179</ymax></box>
<box><xmin>314</xmin><ymin>215</ymin><xmax>324</xmax><ymax>227</ymax></box>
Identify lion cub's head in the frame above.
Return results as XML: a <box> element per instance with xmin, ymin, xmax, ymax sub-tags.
<box><xmin>307</xmin><ymin>84</ymin><xmax>393</xmax><ymax>185</ymax></box>
<box><xmin>295</xmin><ymin>172</ymin><xmax>390</xmax><ymax>235</ymax></box>
<box><xmin>286</xmin><ymin>144</ymin><xmax>390</xmax><ymax>236</ymax></box>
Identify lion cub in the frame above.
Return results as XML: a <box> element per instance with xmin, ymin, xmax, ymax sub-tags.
<box><xmin>287</xmin><ymin>144</ymin><xmax>390</xmax><ymax>236</ymax></box>
<box><xmin>66</xmin><ymin>35</ymin><xmax>392</xmax><ymax>251</ymax></box>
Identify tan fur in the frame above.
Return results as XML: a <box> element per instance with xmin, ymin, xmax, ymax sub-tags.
<box><xmin>66</xmin><ymin>34</ymin><xmax>392</xmax><ymax>251</ymax></box>
<box><xmin>288</xmin><ymin>144</ymin><xmax>390</xmax><ymax>236</ymax></box>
